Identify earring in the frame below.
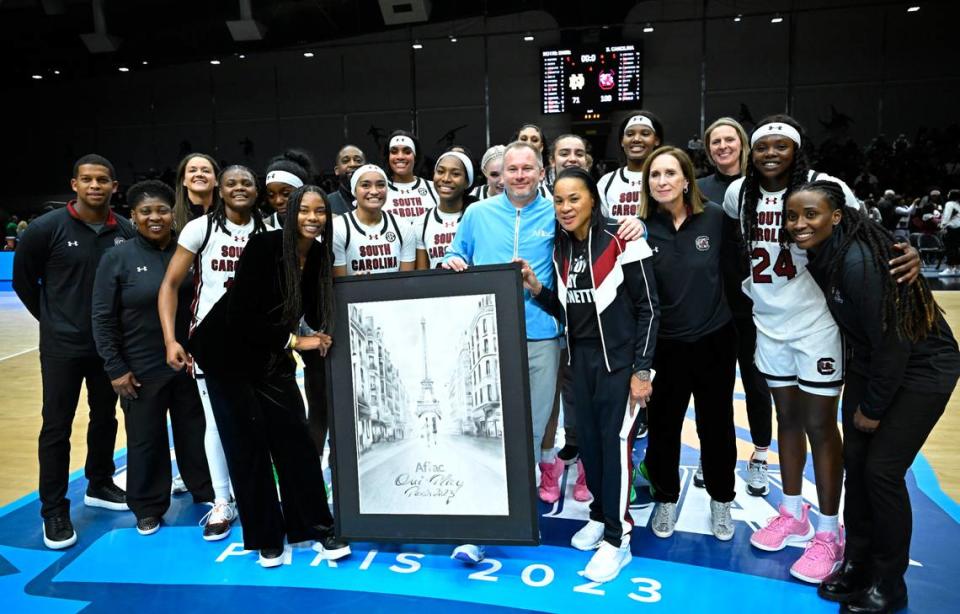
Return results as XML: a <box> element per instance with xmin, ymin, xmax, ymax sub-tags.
<box><xmin>683</xmin><ymin>185</ymin><xmax>689</xmax><ymax>194</ymax></box>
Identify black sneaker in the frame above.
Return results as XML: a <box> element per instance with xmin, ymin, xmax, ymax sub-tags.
<box><xmin>312</xmin><ymin>527</ymin><xmax>351</xmax><ymax>561</ymax></box>
<box><xmin>84</xmin><ymin>482</ymin><xmax>129</xmax><ymax>511</ymax></box>
<box><xmin>136</xmin><ymin>516</ymin><xmax>161</xmax><ymax>536</ymax></box>
<box><xmin>42</xmin><ymin>513</ymin><xmax>77</xmax><ymax>550</ymax></box>
<box><xmin>557</xmin><ymin>443</ymin><xmax>580</xmax><ymax>465</ymax></box>
<box><xmin>258</xmin><ymin>547</ymin><xmax>285</xmax><ymax>568</ymax></box>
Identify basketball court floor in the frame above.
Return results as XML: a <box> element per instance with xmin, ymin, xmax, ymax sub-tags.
<box><xmin>1</xmin><ymin>288</ymin><xmax>958</xmax><ymax>612</ymax></box>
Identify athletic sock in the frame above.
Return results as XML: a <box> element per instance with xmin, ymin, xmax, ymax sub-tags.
<box><xmin>540</xmin><ymin>448</ymin><xmax>558</xmax><ymax>463</ymax></box>
<box><xmin>782</xmin><ymin>494</ymin><xmax>804</xmax><ymax>520</ymax></box>
<box><xmin>751</xmin><ymin>447</ymin><xmax>769</xmax><ymax>463</ymax></box>
<box><xmin>818</xmin><ymin>514</ymin><xmax>840</xmax><ymax>538</ymax></box>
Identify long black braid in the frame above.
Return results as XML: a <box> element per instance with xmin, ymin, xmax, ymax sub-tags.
<box><xmin>281</xmin><ymin>186</ymin><xmax>335</xmax><ymax>335</ymax></box>
<box><xmin>798</xmin><ymin>180</ymin><xmax>941</xmax><ymax>342</ymax></box>
<box><xmin>740</xmin><ymin>114</ymin><xmax>812</xmax><ymax>253</ymax></box>
<box><xmin>209</xmin><ymin>165</ymin><xmax>268</xmax><ymax>236</ymax></box>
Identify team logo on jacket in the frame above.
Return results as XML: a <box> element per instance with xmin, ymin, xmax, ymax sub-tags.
<box><xmin>114</xmin><ymin>237</ymin><xmax>126</xmax><ymax>245</ymax></box>
<box><xmin>817</xmin><ymin>358</ymin><xmax>837</xmax><ymax>376</ymax></box>
<box><xmin>385</xmin><ymin>231</ymin><xmax>397</xmax><ymax>242</ymax></box>
<box><xmin>695</xmin><ymin>235</ymin><xmax>710</xmax><ymax>251</ymax></box>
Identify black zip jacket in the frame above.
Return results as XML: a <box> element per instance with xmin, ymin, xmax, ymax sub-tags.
<box><xmin>533</xmin><ymin>220</ymin><xmax>659</xmax><ymax>373</ymax></box>
<box><xmin>698</xmin><ymin>173</ymin><xmax>753</xmax><ymax>319</ymax></box>
<box><xmin>91</xmin><ymin>233</ymin><xmax>192</xmax><ymax>381</ymax></box>
<box><xmin>644</xmin><ymin>201</ymin><xmax>732</xmax><ymax>341</ymax></box>
<box><xmin>807</xmin><ymin>230</ymin><xmax>960</xmax><ymax>419</ymax></box>
<box><xmin>13</xmin><ymin>201</ymin><xmax>136</xmax><ymax>358</ymax></box>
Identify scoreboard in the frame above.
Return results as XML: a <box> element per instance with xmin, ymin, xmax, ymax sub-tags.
<box><xmin>541</xmin><ymin>44</ymin><xmax>643</xmax><ymax>119</ymax></box>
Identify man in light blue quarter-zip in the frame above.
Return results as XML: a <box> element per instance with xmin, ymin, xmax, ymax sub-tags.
<box><xmin>444</xmin><ymin>142</ymin><xmax>646</xmax><ymax>565</ymax></box>
<box><xmin>445</xmin><ymin>141</ymin><xmax>563</xmax><ymax>462</ymax></box>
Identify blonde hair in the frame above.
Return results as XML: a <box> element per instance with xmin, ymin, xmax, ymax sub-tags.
<box><xmin>639</xmin><ymin>146</ymin><xmax>705</xmax><ymax>219</ymax></box>
<box><xmin>703</xmin><ymin>117</ymin><xmax>750</xmax><ymax>175</ymax></box>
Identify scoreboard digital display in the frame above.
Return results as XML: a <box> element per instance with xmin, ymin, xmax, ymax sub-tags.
<box><xmin>540</xmin><ymin>44</ymin><xmax>643</xmax><ymax>118</ymax></box>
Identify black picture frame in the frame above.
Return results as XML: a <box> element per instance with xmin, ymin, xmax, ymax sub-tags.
<box><xmin>326</xmin><ymin>263</ymin><xmax>538</xmax><ymax>545</ymax></box>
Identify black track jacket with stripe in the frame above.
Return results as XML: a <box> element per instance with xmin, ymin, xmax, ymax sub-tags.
<box><xmin>533</xmin><ymin>220</ymin><xmax>659</xmax><ymax>374</ymax></box>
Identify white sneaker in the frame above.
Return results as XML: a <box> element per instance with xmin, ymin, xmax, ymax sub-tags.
<box><xmin>171</xmin><ymin>474</ymin><xmax>188</xmax><ymax>495</ymax></box>
<box><xmin>651</xmin><ymin>502</ymin><xmax>677</xmax><ymax>538</ymax></box>
<box><xmin>710</xmin><ymin>499</ymin><xmax>735</xmax><ymax>541</ymax></box>
<box><xmin>571</xmin><ymin>520</ymin><xmax>605</xmax><ymax>551</ymax></box>
<box><xmin>200</xmin><ymin>499</ymin><xmax>237</xmax><ymax>541</ymax></box>
<box><xmin>583</xmin><ymin>535</ymin><xmax>632</xmax><ymax>583</ymax></box>
<box><xmin>451</xmin><ymin>544</ymin><xmax>485</xmax><ymax>564</ymax></box>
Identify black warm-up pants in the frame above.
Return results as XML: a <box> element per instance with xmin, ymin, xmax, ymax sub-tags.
<box><xmin>120</xmin><ymin>372</ymin><xmax>214</xmax><ymax>519</ymax></box>
<box><xmin>732</xmin><ymin>313</ymin><xmax>772</xmax><ymax>448</ymax></box>
<box><xmin>205</xmin><ymin>371</ymin><xmax>333</xmax><ymax>550</ymax></box>
<box><xmin>841</xmin><ymin>370</ymin><xmax>950</xmax><ymax>584</ymax></box>
<box><xmin>571</xmin><ymin>340</ymin><xmax>640</xmax><ymax>547</ymax></box>
<box><xmin>646</xmin><ymin>322</ymin><xmax>738</xmax><ymax>504</ymax></box>
<box><xmin>38</xmin><ymin>354</ymin><xmax>119</xmax><ymax>518</ymax></box>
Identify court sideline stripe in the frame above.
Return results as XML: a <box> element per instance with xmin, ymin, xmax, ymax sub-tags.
<box><xmin>0</xmin><ymin>346</ymin><xmax>38</xmax><ymax>362</ymax></box>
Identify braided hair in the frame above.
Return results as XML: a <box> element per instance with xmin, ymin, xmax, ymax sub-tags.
<box><xmin>796</xmin><ymin>180</ymin><xmax>941</xmax><ymax>342</ymax></box>
<box><xmin>740</xmin><ymin>114</ymin><xmax>811</xmax><ymax>253</ymax></box>
<box><xmin>209</xmin><ymin>165</ymin><xmax>268</xmax><ymax>236</ymax></box>
<box><xmin>280</xmin><ymin>186</ymin><xmax>335</xmax><ymax>334</ymax></box>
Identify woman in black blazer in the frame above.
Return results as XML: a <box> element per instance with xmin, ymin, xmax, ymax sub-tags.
<box><xmin>190</xmin><ymin>185</ymin><xmax>348</xmax><ymax>567</ymax></box>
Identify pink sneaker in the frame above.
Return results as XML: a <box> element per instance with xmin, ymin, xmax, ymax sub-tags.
<box><xmin>573</xmin><ymin>460</ymin><xmax>592</xmax><ymax>502</ymax></box>
<box><xmin>790</xmin><ymin>528</ymin><xmax>845</xmax><ymax>584</ymax></box>
<box><xmin>750</xmin><ymin>504</ymin><xmax>815</xmax><ymax>551</ymax></box>
<box><xmin>538</xmin><ymin>458</ymin><xmax>563</xmax><ymax>503</ymax></box>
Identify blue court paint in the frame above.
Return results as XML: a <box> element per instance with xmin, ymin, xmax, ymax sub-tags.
<box><xmin>0</xmin><ymin>546</ymin><xmax>88</xmax><ymax>613</ymax></box>
<box><xmin>911</xmin><ymin>453</ymin><xmax>960</xmax><ymax>523</ymax></box>
<box><xmin>56</xmin><ymin>528</ymin><xmax>828</xmax><ymax>612</ymax></box>
<box><xmin>1</xmin><ymin>441</ymin><xmax>957</xmax><ymax>612</ymax></box>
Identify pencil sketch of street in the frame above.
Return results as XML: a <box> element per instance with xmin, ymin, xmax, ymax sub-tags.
<box><xmin>347</xmin><ymin>294</ymin><xmax>508</xmax><ymax>516</ymax></box>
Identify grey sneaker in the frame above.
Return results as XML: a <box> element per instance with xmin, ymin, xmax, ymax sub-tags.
<box><xmin>710</xmin><ymin>499</ymin><xmax>735</xmax><ymax>541</ymax></box>
<box><xmin>650</xmin><ymin>502</ymin><xmax>677</xmax><ymax>538</ymax></box>
<box><xmin>693</xmin><ymin>460</ymin><xmax>705</xmax><ymax>488</ymax></box>
<box><xmin>746</xmin><ymin>459</ymin><xmax>770</xmax><ymax>496</ymax></box>
<box><xmin>171</xmin><ymin>474</ymin><xmax>188</xmax><ymax>495</ymax></box>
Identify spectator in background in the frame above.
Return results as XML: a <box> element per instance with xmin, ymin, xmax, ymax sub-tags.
<box><xmin>940</xmin><ymin>189</ymin><xmax>960</xmax><ymax>276</ymax></box>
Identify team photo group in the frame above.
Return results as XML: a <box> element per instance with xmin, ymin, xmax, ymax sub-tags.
<box><xmin>12</xmin><ymin>108</ymin><xmax>960</xmax><ymax>614</ymax></box>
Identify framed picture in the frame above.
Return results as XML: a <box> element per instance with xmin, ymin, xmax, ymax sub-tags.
<box><xmin>326</xmin><ymin>263</ymin><xmax>538</xmax><ymax>545</ymax></box>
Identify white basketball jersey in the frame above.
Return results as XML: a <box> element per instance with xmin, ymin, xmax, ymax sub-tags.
<box><xmin>416</xmin><ymin>207</ymin><xmax>464</xmax><ymax>269</ymax></box>
<box><xmin>598</xmin><ymin>167</ymin><xmax>643</xmax><ymax>221</ymax></box>
<box><xmin>178</xmin><ymin>215</ymin><xmax>258</xmax><ymax>333</ymax></box>
<box><xmin>383</xmin><ymin>178</ymin><xmax>438</xmax><ymax>223</ymax></box>
<box><xmin>333</xmin><ymin>210</ymin><xmax>416</xmax><ymax>275</ymax></box>
<box><xmin>722</xmin><ymin>171</ymin><xmax>858</xmax><ymax>341</ymax></box>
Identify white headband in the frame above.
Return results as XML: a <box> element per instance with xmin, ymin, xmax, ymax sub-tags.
<box><xmin>480</xmin><ymin>145</ymin><xmax>506</xmax><ymax>173</ymax></box>
<box><xmin>265</xmin><ymin>170</ymin><xmax>304</xmax><ymax>188</ymax></box>
<box><xmin>435</xmin><ymin>152</ymin><xmax>474</xmax><ymax>186</ymax></box>
<box><xmin>350</xmin><ymin>164</ymin><xmax>388</xmax><ymax>196</ymax></box>
<box><xmin>624</xmin><ymin>115</ymin><xmax>655</xmax><ymax>135</ymax></box>
<box><xmin>751</xmin><ymin>123</ymin><xmax>802</xmax><ymax>148</ymax></box>
<box><xmin>389</xmin><ymin>135</ymin><xmax>416</xmax><ymax>155</ymax></box>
